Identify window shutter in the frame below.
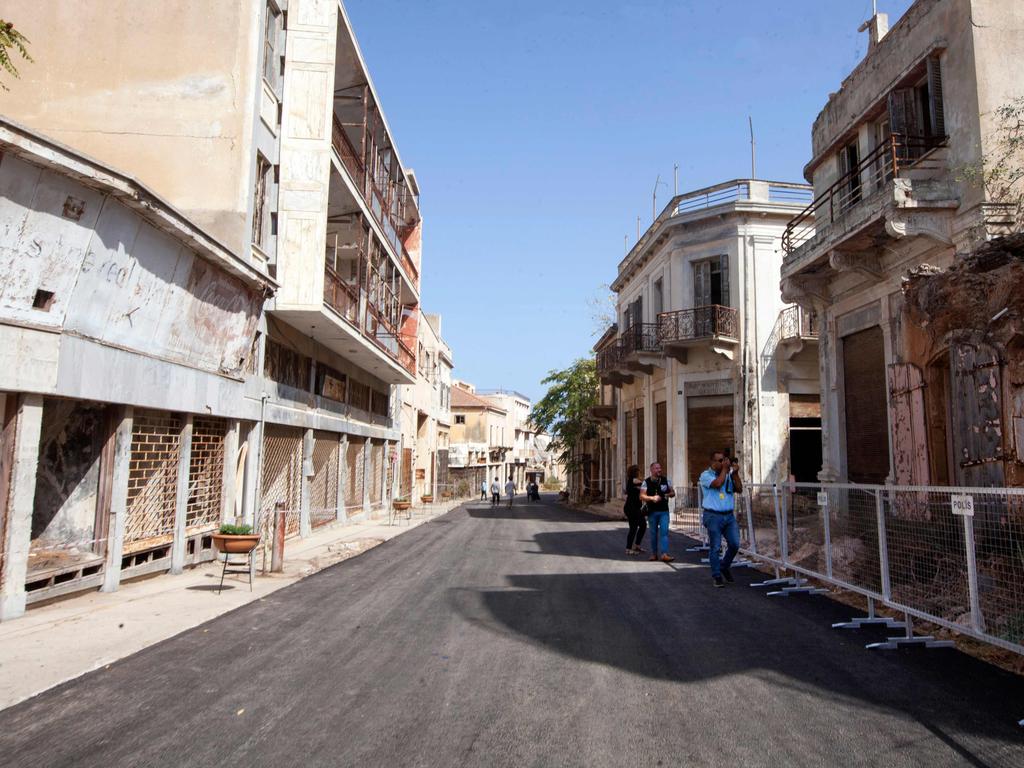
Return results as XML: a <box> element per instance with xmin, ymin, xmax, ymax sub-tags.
<box><xmin>927</xmin><ymin>56</ymin><xmax>945</xmax><ymax>138</ymax></box>
<box><xmin>694</xmin><ymin>261</ymin><xmax>709</xmax><ymax>307</ymax></box>
<box><xmin>719</xmin><ymin>254</ymin><xmax>730</xmax><ymax>308</ymax></box>
<box><xmin>887</xmin><ymin>89</ymin><xmax>912</xmax><ymax>136</ymax></box>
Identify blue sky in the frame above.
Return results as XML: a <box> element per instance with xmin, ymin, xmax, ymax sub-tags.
<box><xmin>347</xmin><ymin>0</ymin><xmax>914</xmax><ymax>401</ymax></box>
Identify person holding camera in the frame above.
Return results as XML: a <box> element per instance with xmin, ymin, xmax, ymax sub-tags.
<box><xmin>699</xmin><ymin>450</ymin><xmax>743</xmax><ymax>587</ymax></box>
<box><xmin>640</xmin><ymin>461</ymin><xmax>675</xmax><ymax>562</ymax></box>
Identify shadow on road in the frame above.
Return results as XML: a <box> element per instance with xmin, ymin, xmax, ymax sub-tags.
<box><xmin>466</xmin><ymin>505</ymin><xmax>601</xmax><ymax>524</ymax></box>
<box><xmin>448</xmin><ymin>528</ymin><xmax>1024</xmax><ymax>763</ymax></box>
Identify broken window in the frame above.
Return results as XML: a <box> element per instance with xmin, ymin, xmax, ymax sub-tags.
<box><xmin>252</xmin><ymin>154</ymin><xmax>272</xmax><ymax>248</ymax></box>
<box><xmin>693</xmin><ymin>256</ymin><xmax>728</xmax><ymax>308</ymax></box>
<box><xmin>262</xmin><ymin>1</ymin><xmax>283</xmax><ymax>89</ymax></box>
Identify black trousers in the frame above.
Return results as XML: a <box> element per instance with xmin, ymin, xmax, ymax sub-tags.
<box><xmin>625</xmin><ymin>507</ymin><xmax>647</xmax><ymax>549</ymax></box>
<box><xmin>491</xmin><ymin>492</ymin><xmax>500</xmax><ymax>505</ymax></box>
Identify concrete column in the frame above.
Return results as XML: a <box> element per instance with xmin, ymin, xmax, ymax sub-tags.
<box><xmin>362</xmin><ymin>438</ymin><xmax>371</xmax><ymax>514</ymax></box>
<box><xmin>879</xmin><ymin>297</ymin><xmax>896</xmax><ymax>484</ymax></box>
<box><xmin>0</xmin><ymin>394</ymin><xmax>43</xmax><ymax>620</ymax></box>
<box><xmin>676</xmin><ymin>380</ymin><xmax>690</xmax><ymax>484</ymax></box>
<box><xmin>241</xmin><ymin>422</ymin><xmax>260</xmax><ymax>527</ymax></box>
<box><xmin>337</xmin><ymin>433</ymin><xmax>348</xmax><ymax>523</ymax></box>
<box><xmin>101</xmin><ymin>407</ymin><xmax>134</xmax><ymax>593</ymax></box>
<box><xmin>643</xmin><ymin>378</ymin><xmax>655</xmax><ymax>470</ymax></box>
<box><xmin>221</xmin><ymin>420</ymin><xmax>240</xmax><ymax>525</ymax></box>
<box><xmin>818</xmin><ymin>311</ymin><xmax>841</xmax><ymax>482</ymax></box>
<box><xmin>299</xmin><ymin>428</ymin><xmax>314</xmax><ymax>537</ymax></box>
<box><xmin>170</xmin><ymin>413</ymin><xmax>194</xmax><ymax>575</ymax></box>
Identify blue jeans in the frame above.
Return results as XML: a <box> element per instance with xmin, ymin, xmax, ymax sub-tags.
<box><xmin>702</xmin><ymin>510</ymin><xmax>740</xmax><ymax>578</ymax></box>
<box><xmin>648</xmin><ymin>510</ymin><xmax>670</xmax><ymax>556</ymax></box>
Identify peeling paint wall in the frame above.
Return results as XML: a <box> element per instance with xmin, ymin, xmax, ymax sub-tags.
<box><xmin>0</xmin><ymin>153</ymin><xmax>263</xmax><ymax>378</ymax></box>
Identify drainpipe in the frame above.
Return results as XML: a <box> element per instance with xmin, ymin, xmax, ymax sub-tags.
<box><xmin>254</xmin><ymin>391</ymin><xmax>269</xmax><ymax>534</ymax></box>
<box><xmin>741</xmin><ymin>225</ymin><xmax>752</xmax><ymax>481</ymax></box>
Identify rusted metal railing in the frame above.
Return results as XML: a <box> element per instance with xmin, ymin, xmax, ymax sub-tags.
<box><xmin>782</xmin><ymin>133</ymin><xmax>948</xmax><ymax>256</ymax></box>
<box><xmin>779</xmin><ymin>305</ymin><xmax>818</xmax><ymax>340</ymax></box>
<box><xmin>596</xmin><ymin>342</ymin><xmax>625</xmax><ymax>375</ymax></box>
<box><xmin>621</xmin><ymin>322</ymin><xmax>661</xmax><ymax>355</ymax></box>
<box><xmin>658</xmin><ymin>305</ymin><xmax>738</xmax><ymax>343</ymax></box>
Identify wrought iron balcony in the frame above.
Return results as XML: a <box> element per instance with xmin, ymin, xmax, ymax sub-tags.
<box><xmin>779</xmin><ymin>305</ymin><xmax>818</xmax><ymax>341</ymax></box>
<box><xmin>620</xmin><ymin>323</ymin><xmax>661</xmax><ymax>356</ymax></box>
<box><xmin>658</xmin><ymin>305</ymin><xmax>739</xmax><ymax>363</ymax></box>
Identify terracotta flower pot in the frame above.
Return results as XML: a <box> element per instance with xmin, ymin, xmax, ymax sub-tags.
<box><xmin>420</xmin><ymin>495</ymin><xmax>434</xmax><ymax>503</ymax></box>
<box><xmin>393</xmin><ymin>500</ymin><xmax>412</xmax><ymax>511</ymax></box>
<box><xmin>211</xmin><ymin>533</ymin><xmax>261</xmax><ymax>554</ymax></box>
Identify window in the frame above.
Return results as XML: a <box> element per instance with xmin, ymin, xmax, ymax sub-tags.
<box><xmin>694</xmin><ymin>256</ymin><xmax>729</xmax><ymax>308</ymax></box>
<box><xmin>252</xmin><ymin>154</ymin><xmax>272</xmax><ymax>248</ymax></box>
<box><xmin>455</xmin><ymin>415</ymin><xmax>466</xmax><ymax>425</ymax></box>
<box><xmin>262</xmin><ymin>2</ymin><xmax>282</xmax><ymax>88</ymax></box>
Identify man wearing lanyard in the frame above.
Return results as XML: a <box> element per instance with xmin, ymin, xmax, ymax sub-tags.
<box><xmin>640</xmin><ymin>461</ymin><xmax>675</xmax><ymax>563</ymax></box>
<box><xmin>699</xmin><ymin>450</ymin><xmax>743</xmax><ymax>587</ymax></box>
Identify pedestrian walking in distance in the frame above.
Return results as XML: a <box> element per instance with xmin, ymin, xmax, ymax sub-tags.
<box><xmin>623</xmin><ymin>464</ymin><xmax>646</xmax><ymax>556</ymax></box>
<box><xmin>480</xmin><ymin>479</ymin><xmax>488</xmax><ymax>501</ymax></box>
<box><xmin>699</xmin><ymin>450</ymin><xmax>743</xmax><ymax>587</ymax></box>
<box><xmin>490</xmin><ymin>477</ymin><xmax>501</xmax><ymax>506</ymax></box>
<box><xmin>640</xmin><ymin>461</ymin><xmax>675</xmax><ymax>562</ymax></box>
<box><xmin>504</xmin><ymin>476</ymin><xmax>516</xmax><ymax>508</ymax></box>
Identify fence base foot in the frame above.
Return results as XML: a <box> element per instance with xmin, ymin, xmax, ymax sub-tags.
<box><xmin>865</xmin><ymin>636</ymin><xmax>955</xmax><ymax>650</ymax></box>
<box><xmin>832</xmin><ymin>599</ymin><xmax>905</xmax><ymax>630</ymax></box>
<box><xmin>750</xmin><ymin>576</ymin><xmax>805</xmax><ymax>588</ymax></box>
<box><xmin>767</xmin><ymin>585</ymin><xmax>829</xmax><ymax>597</ymax></box>
<box><xmin>833</xmin><ymin>617</ymin><xmax>906</xmax><ymax>630</ymax></box>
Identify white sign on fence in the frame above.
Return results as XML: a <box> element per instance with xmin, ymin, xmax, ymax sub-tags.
<box><xmin>951</xmin><ymin>494</ymin><xmax>975</xmax><ymax>517</ymax></box>
<box><xmin>816</xmin><ymin>491</ymin><xmax>829</xmax><ymax>506</ymax></box>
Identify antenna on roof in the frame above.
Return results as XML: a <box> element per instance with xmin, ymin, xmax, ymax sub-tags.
<box><xmin>636</xmin><ymin>216</ymin><xmax>640</xmax><ymax>240</ymax></box>
<box><xmin>749</xmin><ymin>116</ymin><xmax>756</xmax><ymax>180</ymax></box>
<box><xmin>673</xmin><ymin>163</ymin><xmax>679</xmax><ymax>195</ymax></box>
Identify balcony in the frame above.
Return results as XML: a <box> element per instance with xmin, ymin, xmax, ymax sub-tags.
<box><xmin>596</xmin><ymin>342</ymin><xmax>631</xmax><ymax>386</ymax></box>
<box><xmin>331</xmin><ymin>113</ymin><xmax>420</xmax><ymax>293</ymax></box>
<box><xmin>776</xmin><ymin>305</ymin><xmax>818</xmax><ymax>360</ymax></box>
<box><xmin>658</xmin><ymin>305</ymin><xmax>738</xmax><ymax>363</ymax></box>
<box><xmin>782</xmin><ymin>134</ymin><xmax>955</xmax><ymax>278</ymax></box>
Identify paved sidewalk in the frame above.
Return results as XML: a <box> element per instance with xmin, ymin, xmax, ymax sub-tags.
<box><xmin>0</xmin><ymin>501</ymin><xmax>463</xmax><ymax>710</ymax></box>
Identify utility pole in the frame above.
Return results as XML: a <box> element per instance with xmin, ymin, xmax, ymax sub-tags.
<box><xmin>652</xmin><ymin>174</ymin><xmax>660</xmax><ymax>222</ymax></box>
<box><xmin>749</xmin><ymin>116</ymin><xmax>756</xmax><ymax>180</ymax></box>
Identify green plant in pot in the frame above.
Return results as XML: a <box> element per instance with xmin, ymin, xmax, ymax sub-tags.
<box><xmin>420</xmin><ymin>493</ymin><xmax>434</xmax><ymax>503</ymax></box>
<box><xmin>212</xmin><ymin>523</ymin><xmax>261</xmax><ymax>554</ymax></box>
<box><xmin>393</xmin><ymin>496</ymin><xmax>412</xmax><ymax>511</ymax></box>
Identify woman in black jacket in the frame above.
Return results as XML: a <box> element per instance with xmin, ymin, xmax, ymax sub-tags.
<box><xmin>623</xmin><ymin>464</ymin><xmax>646</xmax><ymax>555</ymax></box>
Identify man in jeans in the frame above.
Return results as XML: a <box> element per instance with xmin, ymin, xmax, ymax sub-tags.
<box><xmin>699</xmin><ymin>450</ymin><xmax>743</xmax><ymax>587</ymax></box>
<box><xmin>640</xmin><ymin>461</ymin><xmax>675</xmax><ymax>563</ymax></box>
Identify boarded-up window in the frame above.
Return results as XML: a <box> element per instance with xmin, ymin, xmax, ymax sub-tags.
<box><xmin>636</xmin><ymin>408</ymin><xmax>645</xmax><ymax>470</ymax></box>
<box><xmin>842</xmin><ymin>326</ymin><xmax>889</xmax><ymax>484</ymax></box>
<box><xmin>951</xmin><ymin>343</ymin><xmax>1005</xmax><ymax>486</ymax></box>
<box><xmin>624</xmin><ymin>411</ymin><xmax>634</xmax><ymax>472</ymax></box>
<box><xmin>888</xmin><ymin>364</ymin><xmax>929</xmax><ymax>486</ymax></box>
<box><xmin>309</xmin><ymin>432</ymin><xmax>340</xmax><ymax>528</ymax></box>
<box><xmin>261</xmin><ymin>425</ymin><xmax>303</xmax><ymax>537</ymax></box>
<box><xmin>125</xmin><ymin>410</ymin><xmax>182</xmax><ymax>554</ymax></box>
<box><xmin>401</xmin><ymin>447</ymin><xmax>413</xmax><ymax>497</ymax></box>
<box><xmin>350</xmin><ymin>380</ymin><xmax>370</xmax><ymax>411</ymax></box>
<box><xmin>687</xmin><ymin>396</ymin><xmax>733</xmax><ymax>484</ymax></box>
<box><xmin>370</xmin><ymin>389</ymin><xmax>389</xmax><ymax>417</ymax></box>
<box><xmin>315</xmin><ymin>364</ymin><xmax>347</xmax><ymax>403</ymax></box>
<box><xmin>655</xmin><ymin>401</ymin><xmax>668</xmax><ymax>470</ymax></box>
<box><xmin>345</xmin><ymin>437</ymin><xmax>365</xmax><ymax>507</ymax></box>
<box><xmin>264</xmin><ymin>338</ymin><xmax>309</xmax><ymax>391</ymax></box>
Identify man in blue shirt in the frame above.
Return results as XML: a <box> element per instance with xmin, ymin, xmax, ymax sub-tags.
<box><xmin>699</xmin><ymin>450</ymin><xmax>743</xmax><ymax>587</ymax></box>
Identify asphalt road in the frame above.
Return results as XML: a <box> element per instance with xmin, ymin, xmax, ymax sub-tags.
<box><xmin>1</xmin><ymin>495</ymin><xmax>1022</xmax><ymax>767</ymax></box>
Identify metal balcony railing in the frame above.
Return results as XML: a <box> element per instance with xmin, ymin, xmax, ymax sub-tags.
<box><xmin>783</xmin><ymin>133</ymin><xmax>948</xmax><ymax>256</ymax></box>
<box><xmin>596</xmin><ymin>342</ymin><xmax>625</xmax><ymax>375</ymax></box>
<box><xmin>331</xmin><ymin>114</ymin><xmax>420</xmax><ymax>288</ymax></box>
<box><xmin>779</xmin><ymin>306</ymin><xmax>818</xmax><ymax>340</ymax></box>
<box><xmin>658</xmin><ymin>305</ymin><xmax>739</xmax><ymax>343</ymax></box>
<box><xmin>621</xmin><ymin>323</ymin><xmax>661</xmax><ymax>355</ymax></box>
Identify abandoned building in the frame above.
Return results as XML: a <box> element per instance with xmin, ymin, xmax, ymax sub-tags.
<box><xmin>780</xmin><ymin>0</ymin><xmax>1024</xmax><ymax>486</ymax></box>
<box><xmin>399</xmin><ymin>314</ymin><xmax>454</xmax><ymax>502</ymax></box>
<box><xmin>0</xmin><ymin>0</ymin><xmax>427</xmax><ymax>617</ymax></box>
<box><xmin>595</xmin><ymin>178</ymin><xmax>820</xmax><ymax>490</ymax></box>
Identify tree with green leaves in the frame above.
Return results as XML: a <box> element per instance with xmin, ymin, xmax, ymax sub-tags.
<box><xmin>0</xmin><ymin>19</ymin><xmax>32</xmax><ymax>91</ymax></box>
<box><xmin>529</xmin><ymin>358</ymin><xmax>600</xmax><ymax>473</ymax></box>
<box><xmin>960</xmin><ymin>97</ymin><xmax>1024</xmax><ymax>230</ymax></box>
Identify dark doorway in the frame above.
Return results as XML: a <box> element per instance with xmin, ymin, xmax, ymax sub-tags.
<box><xmin>790</xmin><ymin>418</ymin><xmax>823</xmax><ymax>482</ymax></box>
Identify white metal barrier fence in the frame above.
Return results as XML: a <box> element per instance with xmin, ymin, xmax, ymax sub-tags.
<box><xmin>733</xmin><ymin>482</ymin><xmax>1024</xmax><ymax>655</ymax></box>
